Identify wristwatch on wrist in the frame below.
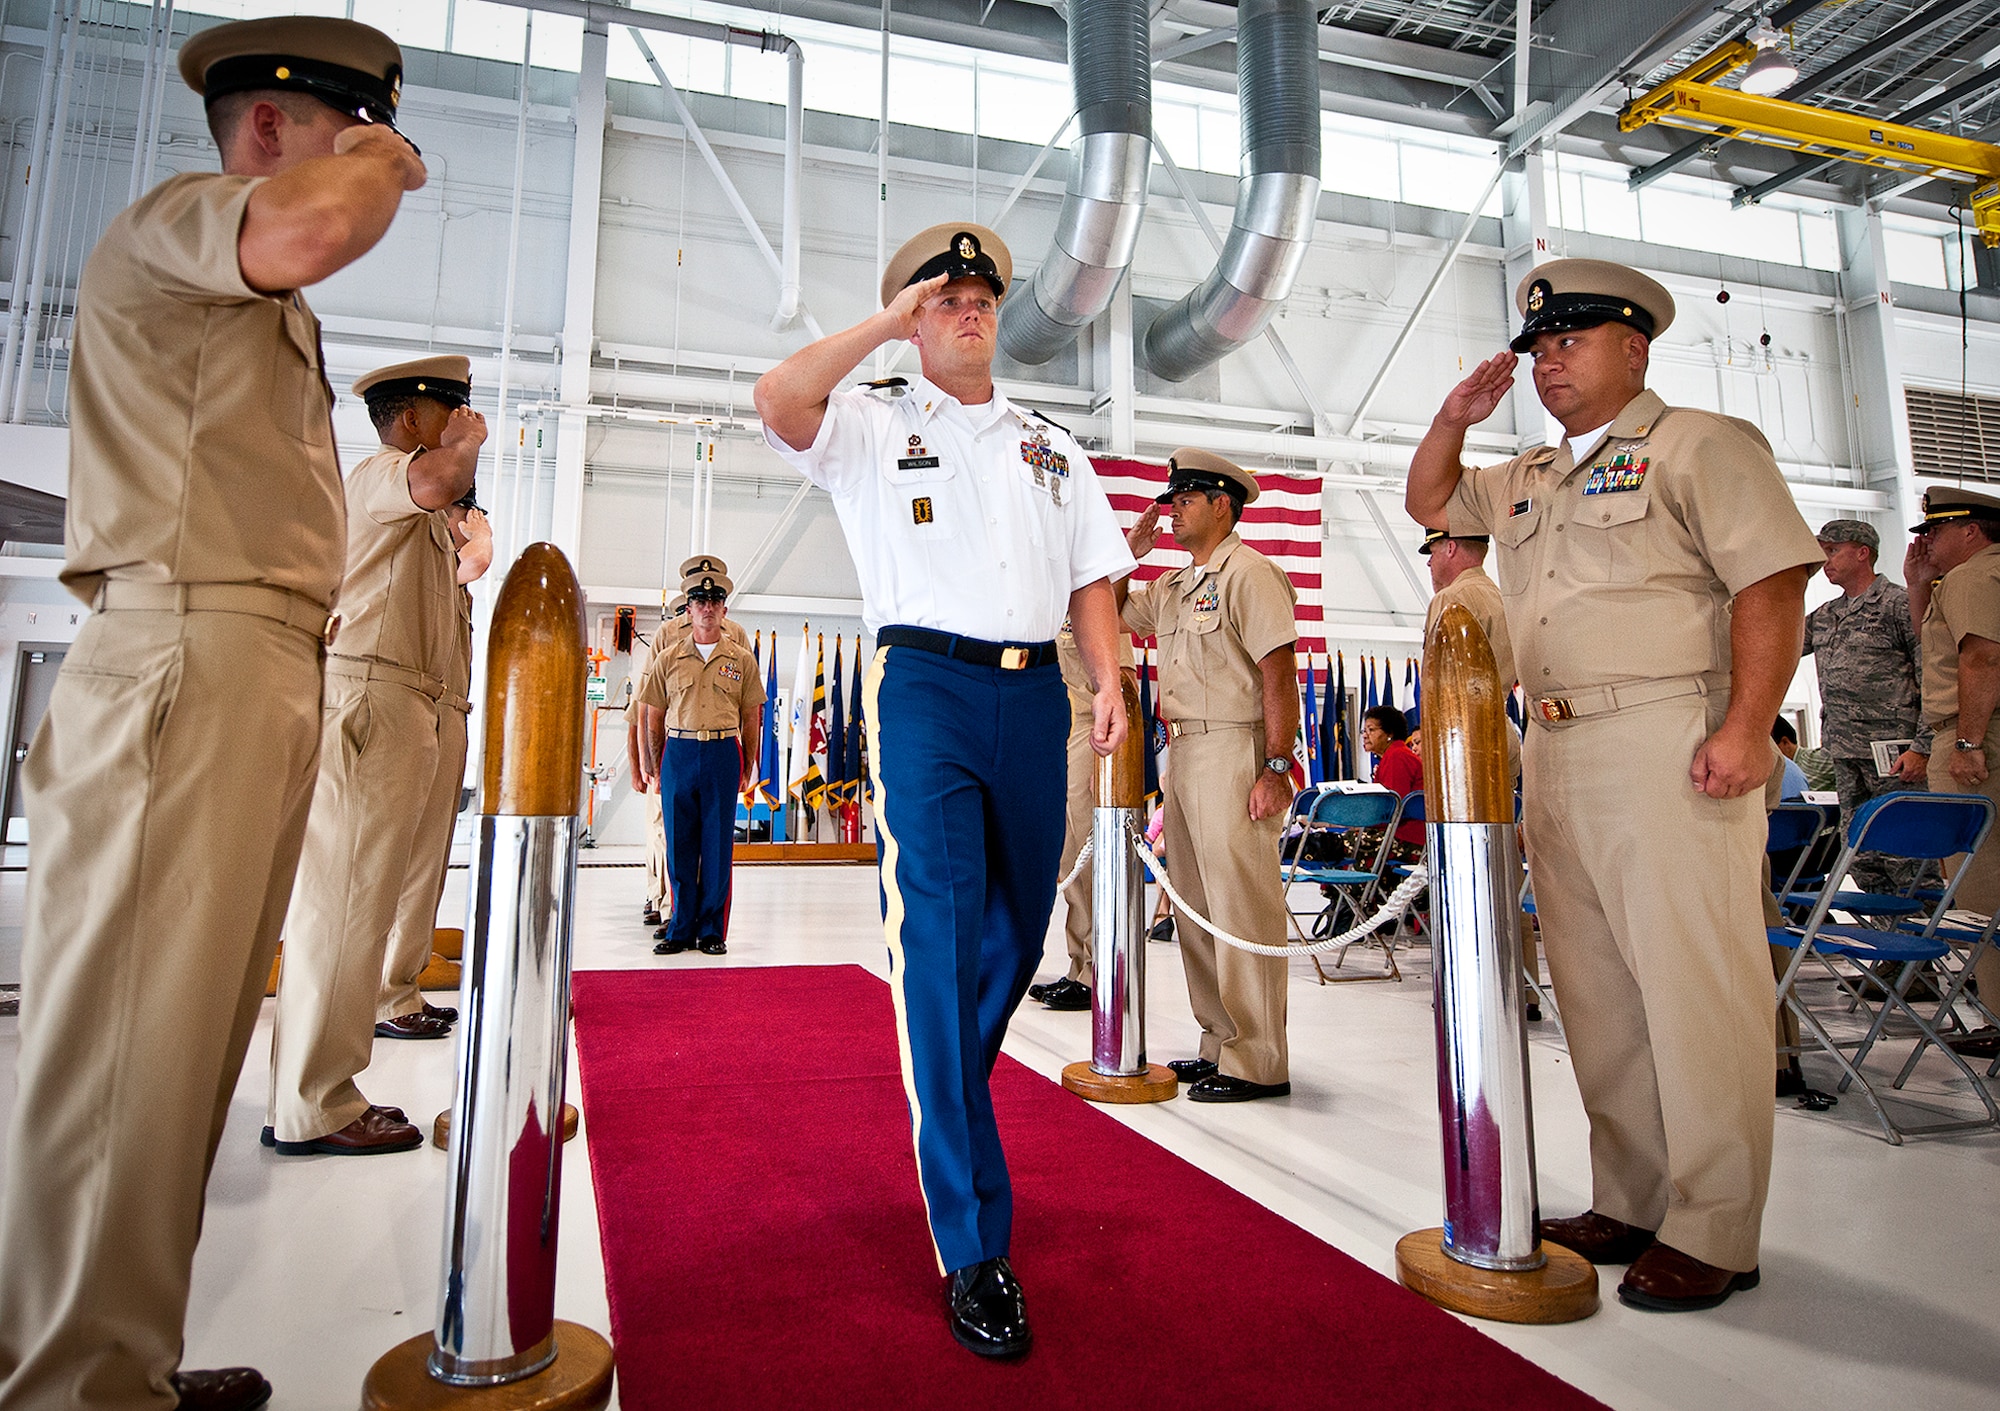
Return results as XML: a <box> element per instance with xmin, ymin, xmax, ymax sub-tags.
<box><xmin>1264</xmin><ymin>756</ymin><xmax>1291</xmax><ymax>774</ymax></box>
<box><xmin>1955</xmin><ymin>738</ymin><xmax>1984</xmax><ymax>753</ymax></box>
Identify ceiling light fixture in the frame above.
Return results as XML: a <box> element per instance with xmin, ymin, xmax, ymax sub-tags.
<box><xmin>1739</xmin><ymin>20</ymin><xmax>1799</xmax><ymax>96</ymax></box>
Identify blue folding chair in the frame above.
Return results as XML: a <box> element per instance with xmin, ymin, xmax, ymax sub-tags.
<box><xmin>1278</xmin><ymin>783</ymin><xmax>1408</xmax><ymax>983</ymax></box>
<box><xmin>1771</xmin><ymin>791</ymin><xmax>2000</xmax><ymax>1143</ymax></box>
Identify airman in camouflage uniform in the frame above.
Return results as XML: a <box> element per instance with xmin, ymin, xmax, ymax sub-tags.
<box><xmin>1801</xmin><ymin>519</ymin><xmax>1929</xmax><ymax>896</ymax></box>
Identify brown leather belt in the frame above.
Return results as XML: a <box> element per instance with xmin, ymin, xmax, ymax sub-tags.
<box><xmin>326</xmin><ymin>655</ymin><xmax>448</xmax><ymax>702</ymax></box>
<box><xmin>93</xmin><ymin>581</ymin><xmax>335</xmax><ymax>642</ymax></box>
<box><xmin>666</xmin><ymin>727</ymin><xmax>739</xmax><ymax>742</ymax></box>
<box><xmin>1530</xmin><ymin>676</ymin><xmax>1708</xmax><ymax>725</ymax></box>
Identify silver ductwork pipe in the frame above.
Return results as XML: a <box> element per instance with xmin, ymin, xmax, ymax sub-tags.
<box><xmin>1143</xmin><ymin>0</ymin><xmax>1321</xmax><ymax>383</ymax></box>
<box><xmin>996</xmin><ymin>0</ymin><xmax>1150</xmax><ymax>365</ymax></box>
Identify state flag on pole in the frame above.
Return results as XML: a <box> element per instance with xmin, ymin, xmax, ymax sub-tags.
<box><xmin>758</xmin><ymin>638</ymin><xmax>784</xmax><ymax>836</ymax></box>
<box><xmin>802</xmin><ymin>635</ymin><xmax>829</xmax><ymax>811</ymax></box>
<box><xmin>1301</xmin><ymin>655</ymin><xmax>1321</xmax><ymax>785</ymax></box>
<box><xmin>1138</xmin><ymin>646</ymin><xmax>1162</xmax><ymax>805</ymax></box>
<box><xmin>786</xmin><ymin>625</ymin><xmax>815</xmax><ymax>826</ymax></box>
<box><xmin>826</xmin><ymin>636</ymin><xmax>849</xmax><ymax>805</ymax></box>
<box><xmin>1380</xmin><ymin>655</ymin><xmax>1397</xmax><ymax>713</ymax></box>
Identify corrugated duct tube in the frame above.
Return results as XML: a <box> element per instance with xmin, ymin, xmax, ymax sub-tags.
<box><xmin>1142</xmin><ymin>0</ymin><xmax>1322</xmax><ymax>382</ymax></box>
<box><xmin>996</xmin><ymin>0</ymin><xmax>1152</xmax><ymax>364</ymax></box>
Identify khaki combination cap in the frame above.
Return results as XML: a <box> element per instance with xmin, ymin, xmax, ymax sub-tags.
<box><xmin>1909</xmin><ymin>486</ymin><xmax>2000</xmax><ymax>534</ymax></box>
<box><xmin>1815</xmin><ymin>518</ymin><xmax>1879</xmax><ymax>551</ymax></box>
<box><xmin>667</xmin><ymin>593</ymin><xmax>689</xmax><ymax>618</ymax></box>
<box><xmin>1511</xmin><ymin>258</ymin><xmax>1675</xmax><ymax>354</ymax></box>
<box><xmin>879</xmin><ymin>223</ymin><xmax>1011</xmax><ymax>308</ymax></box>
<box><xmin>1419</xmin><ymin>526</ymin><xmax>1489</xmax><ymax>555</ymax></box>
<box><xmin>1158</xmin><ymin>447</ymin><xmax>1260</xmax><ymax>507</ymax></box>
<box><xmin>680</xmin><ymin>554</ymin><xmax>730</xmax><ymax>581</ymax></box>
<box><xmin>352</xmin><ymin>355</ymin><xmax>471</xmax><ymax>407</ymax></box>
<box><xmin>681</xmin><ymin>571</ymin><xmax>734</xmax><ymax>602</ymax></box>
<box><xmin>179</xmin><ymin>17</ymin><xmax>404</xmax><ymax>129</ymax></box>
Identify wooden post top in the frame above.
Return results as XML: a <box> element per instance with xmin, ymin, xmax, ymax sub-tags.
<box><xmin>1419</xmin><ymin>602</ymin><xmax>1512</xmax><ymax>825</ymax></box>
<box><xmin>481</xmin><ymin>543</ymin><xmax>589</xmax><ymax>818</ymax></box>
<box><xmin>1097</xmin><ymin>674</ymin><xmax>1146</xmax><ymax>809</ymax></box>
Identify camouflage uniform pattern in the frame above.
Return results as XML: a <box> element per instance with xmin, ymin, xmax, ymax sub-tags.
<box><xmin>1802</xmin><ymin>575</ymin><xmax>1928</xmax><ymax>895</ymax></box>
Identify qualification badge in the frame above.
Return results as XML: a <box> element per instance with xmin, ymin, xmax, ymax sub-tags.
<box><xmin>912</xmin><ymin>496</ymin><xmax>934</xmax><ymax>525</ymax></box>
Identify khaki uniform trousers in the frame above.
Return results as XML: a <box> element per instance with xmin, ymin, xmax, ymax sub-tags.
<box><xmin>1926</xmin><ymin>717</ymin><xmax>2000</xmax><ymax>1007</ymax></box>
<box><xmin>0</xmin><ymin>607</ymin><xmax>323</xmax><ymax>1410</ymax></box>
<box><xmin>1161</xmin><ymin>727</ymin><xmax>1289</xmax><ymax>1084</ymax></box>
<box><xmin>645</xmin><ymin>789</ymin><xmax>669</xmax><ymax>912</ymax></box>
<box><xmin>1524</xmin><ymin>691</ymin><xmax>1774</xmax><ymax>1273</ymax></box>
<box><xmin>268</xmin><ymin>674</ymin><xmax>441</xmax><ymax>1142</ymax></box>
<box><xmin>377</xmin><ymin>701</ymin><xmax>469</xmax><ymax>1022</ymax></box>
<box><xmin>1055</xmin><ymin>698</ymin><xmax>1095</xmax><ymax>986</ymax></box>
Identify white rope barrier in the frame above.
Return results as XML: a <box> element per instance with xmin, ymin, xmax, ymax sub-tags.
<box><xmin>1056</xmin><ymin>835</ymin><xmax>1093</xmax><ymax>892</ymax></box>
<box><xmin>1128</xmin><ymin>818</ymin><xmax>1429</xmax><ymax>958</ymax></box>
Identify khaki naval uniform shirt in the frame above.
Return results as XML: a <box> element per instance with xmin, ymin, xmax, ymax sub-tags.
<box><xmin>0</xmin><ymin>172</ymin><xmax>342</xmax><ymax>1406</ymax></box>
<box><xmin>1921</xmin><ymin>545</ymin><xmax>2000</xmax><ymax>994</ymax></box>
<box><xmin>1123</xmin><ymin>534</ymin><xmax>1297</xmax><ymax>1084</ymax></box>
<box><xmin>328</xmin><ymin>448</ymin><xmax>460</xmax><ymax>684</ymax></box>
<box><xmin>1053</xmin><ymin>621</ymin><xmax>1136</xmax><ymax>983</ymax></box>
<box><xmin>1445</xmin><ymin>388</ymin><xmax>1821</xmax><ymax>1272</ymax></box>
<box><xmin>638</xmin><ymin>634</ymin><xmax>768</xmax><ymax>732</ymax></box>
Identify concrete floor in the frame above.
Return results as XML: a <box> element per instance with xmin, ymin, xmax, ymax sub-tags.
<box><xmin>1</xmin><ymin>849</ymin><xmax>1997</xmax><ymax>1410</ymax></box>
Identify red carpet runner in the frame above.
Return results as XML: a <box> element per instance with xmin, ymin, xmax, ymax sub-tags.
<box><xmin>570</xmin><ymin>965</ymin><xmax>1606</xmax><ymax>1410</ymax></box>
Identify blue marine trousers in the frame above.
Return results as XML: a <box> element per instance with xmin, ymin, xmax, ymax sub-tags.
<box><xmin>660</xmin><ymin>736</ymin><xmax>740</xmax><ymax>946</ymax></box>
<box><xmin>862</xmin><ymin>641</ymin><xmax>1068</xmax><ymax>1275</ymax></box>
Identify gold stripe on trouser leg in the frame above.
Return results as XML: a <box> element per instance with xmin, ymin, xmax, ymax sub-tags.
<box><xmin>1057</xmin><ymin>704</ymin><xmax>1095</xmax><ymax>984</ymax></box>
<box><xmin>1526</xmin><ymin>698</ymin><xmax>1773</xmax><ymax>1272</ymax></box>
<box><xmin>1171</xmin><ymin>730</ymin><xmax>1289</xmax><ymax>1085</ymax></box>
<box><xmin>0</xmin><ymin>610</ymin><xmax>321</xmax><ymax>1410</ymax></box>
<box><xmin>268</xmin><ymin>676</ymin><xmax>442</xmax><ymax>1142</ymax></box>
<box><xmin>379</xmin><ymin>704</ymin><xmax>468</xmax><ymax>1022</ymax></box>
<box><xmin>862</xmin><ymin>646</ymin><xmax>944</xmax><ymax>1274</ymax></box>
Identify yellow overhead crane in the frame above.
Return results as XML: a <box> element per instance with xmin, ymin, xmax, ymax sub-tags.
<box><xmin>1619</xmin><ymin>39</ymin><xmax>2000</xmax><ymax>247</ymax></box>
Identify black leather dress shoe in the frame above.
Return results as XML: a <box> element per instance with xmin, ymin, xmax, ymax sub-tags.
<box><xmin>697</xmin><ymin>936</ymin><xmax>727</xmax><ymax>955</ymax></box>
<box><xmin>1148</xmin><ymin>917</ymin><xmax>1175</xmax><ymax>943</ymax></box>
<box><xmin>1186</xmin><ymin>1074</ymin><xmax>1291</xmax><ymax>1103</ymax></box>
<box><xmin>654</xmin><ymin>935</ymin><xmax>693</xmax><ymax>955</ymax></box>
<box><xmin>422</xmin><ymin>1001</ymin><xmax>458</xmax><ymax>1025</ymax></box>
<box><xmin>1537</xmin><ymin>1211</ymin><xmax>1657</xmax><ymax>1265</ymax></box>
<box><xmin>1025</xmin><ymin>980</ymin><xmax>1053</xmax><ymax>1003</ymax></box>
<box><xmin>1037</xmin><ymin>977</ymin><xmax>1090</xmax><ymax>1011</ymax></box>
<box><xmin>946</xmin><ymin>1256</ymin><xmax>1031</xmax><ymax>1358</ymax></box>
<box><xmin>170</xmin><ymin>1367</ymin><xmax>272</xmax><ymax>1411</ymax></box>
<box><xmin>1167</xmin><ymin>1057</ymin><xmax>1217</xmax><ymax>1083</ymax></box>
<box><xmin>373</xmin><ymin>1012</ymin><xmax>451</xmax><ymax>1040</ymax></box>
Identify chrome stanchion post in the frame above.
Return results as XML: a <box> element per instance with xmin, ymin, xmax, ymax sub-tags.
<box><xmin>364</xmin><ymin>543</ymin><xmax>615</xmax><ymax>1409</ymax></box>
<box><xmin>1064</xmin><ymin>675</ymin><xmax>1176</xmax><ymax>1104</ymax></box>
<box><xmin>1394</xmin><ymin>603</ymin><xmax>1596</xmax><ymax>1324</ymax></box>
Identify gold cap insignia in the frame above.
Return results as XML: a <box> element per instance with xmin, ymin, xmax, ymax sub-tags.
<box><xmin>957</xmin><ymin>234</ymin><xmax>976</xmax><ymax>259</ymax></box>
<box><xmin>1526</xmin><ymin>279</ymin><xmax>1550</xmax><ymax>314</ymax></box>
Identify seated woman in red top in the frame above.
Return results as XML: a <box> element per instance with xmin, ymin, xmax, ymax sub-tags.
<box><xmin>1361</xmin><ymin>705</ymin><xmax>1425</xmax><ymax>860</ymax></box>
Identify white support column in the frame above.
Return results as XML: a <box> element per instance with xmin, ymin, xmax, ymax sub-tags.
<box><xmin>1100</xmin><ymin>277</ymin><xmax>1136</xmax><ymax>457</ymax></box>
<box><xmin>1499</xmin><ymin>149</ymin><xmax>1551</xmax><ymax>453</ymax></box>
<box><xmin>1835</xmin><ymin>205</ymin><xmax>1922</xmax><ymax>537</ymax></box>
<box><xmin>550</xmin><ymin>19</ymin><xmax>609</xmax><ymax>561</ymax></box>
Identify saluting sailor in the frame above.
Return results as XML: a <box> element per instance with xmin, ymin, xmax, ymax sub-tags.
<box><xmin>0</xmin><ymin>16</ymin><xmax>425</xmax><ymax>1408</ymax></box>
<box><xmin>1406</xmin><ymin>258</ymin><xmax>1820</xmax><ymax>1313</ymax></box>
<box><xmin>634</xmin><ymin>569</ymin><xmax>765</xmax><ymax>957</ymax></box>
<box><xmin>754</xmin><ymin>224</ymin><xmax>1133</xmax><ymax>1360</ymax></box>
<box><xmin>268</xmin><ymin>355</ymin><xmax>485</xmax><ymax>1151</ymax></box>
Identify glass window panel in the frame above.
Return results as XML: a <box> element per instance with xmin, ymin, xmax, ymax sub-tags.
<box><xmin>1198</xmin><ymin>105</ymin><xmax>1240</xmax><ymax>175</ymax></box>
<box><xmin>176</xmin><ymin>0</ymin><xmax>347</xmax><ymax>19</ymax></box>
<box><xmin>1150</xmin><ymin>100</ymin><xmax>1199</xmax><ymax>171</ymax></box>
<box><xmin>451</xmin><ymin>0</ymin><xmax>527</xmax><ymax>64</ymax></box>
<box><xmin>1579</xmin><ymin>173</ymin><xmax>1641</xmax><ymax>241</ymax></box>
<box><xmin>1320</xmin><ymin>119</ymin><xmax>1399</xmax><ymax>202</ymax></box>
<box><xmin>800</xmin><ymin>40</ymin><xmax>881</xmax><ymax>121</ymax></box>
<box><xmin>1401</xmin><ymin>145</ymin><xmax>1496</xmax><ymax>213</ymax></box>
<box><xmin>1799</xmin><ymin>210</ymin><xmax>1840</xmax><ymax>271</ymax></box>
<box><xmin>976</xmin><ymin>68</ymin><xmax>1069</xmax><ymax>146</ymax></box>
<box><xmin>528</xmin><ymin>13</ymin><xmax>583</xmax><ymax>72</ymax></box>
<box><xmin>730</xmin><ymin>44</ymin><xmax>789</xmax><ymax>106</ymax></box>
<box><xmin>608</xmin><ymin>27</ymin><xmax>666</xmax><ymax>87</ymax></box>
<box><xmin>888</xmin><ymin>54</ymin><xmax>973</xmax><ymax>133</ymax></box>
<box><xmin>1884</xmin><ymin>228</ymin><xmax>1948</xmax><ymax>288</ymax></box>
<box><xmin>350</xmin><ymin>0</ymin><xmax>445</xmax><ymax>54</ymax></box>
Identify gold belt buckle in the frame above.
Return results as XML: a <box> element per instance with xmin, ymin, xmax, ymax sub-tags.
<box><xmin>1167</xmin><ymin>721</ymin><xmax>1184</xmax><ymax>739</ymax></box>
<box><xmin>1000</xmin><ymin>646</ymin><xmax>1029</xmax><ymax>670</ymax></box>
<box><xmin>1536</xmin><ymin>696</ymin><xmax>1575</xmax><ymax>723</ymax></box>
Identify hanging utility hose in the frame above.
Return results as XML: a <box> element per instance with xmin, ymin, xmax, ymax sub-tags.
<box><xmin>1129</xmin><ymin>818</ymin><xmax>1427</xmax><ymax>958</ymax></box>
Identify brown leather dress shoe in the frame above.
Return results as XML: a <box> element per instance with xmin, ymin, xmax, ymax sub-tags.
<box><xmin>1537</xmin><ymin>1211</ymin><xmax>1657</xmax><ymax>1265</ymax></box>
<box><xmin>422</xmin><ymin>1001</ymin><xmax>459</xmax><ymax>1025</ymax></box>
<box><xmin>1617</xmin><ymin>1241</ymin><xmax>1760</xmax><ymax>1312</ymax></box>
<box><xmin>268</xmin><ymin>1108</ymin><xmax>423</xmax><ymax>1157</ymax></box>
<box><xmin>170</xmin><ymin>1366</ymin><xmax>272</xmax><ymax>1411</ymax></box>
<box><xmin>374</xmin><ymin>1011</ymin><xmax>452</xmax><ymax>1040</ymax></box>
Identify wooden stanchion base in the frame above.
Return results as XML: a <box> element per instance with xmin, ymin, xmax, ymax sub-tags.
<box><xmin>362</xmin><ymin>1321</ymin><xmax>614</xmax><ymax>1411</ymax></box>
<box><xmin>1060</xmin><ymin>1061</ymin><xmax>1178</xmax><ymax>1105</ymax></box>
<box><xmin>434</xmin><ymin>927</ymin><xmax>464</xmax><ymax>960</ymax></box>
<box><xmin>417</xmin><ymin>954</ymin><xmax>462</xmax><ymax>991</ymax></box>
<box><xmin>433</xmin><ymin>1103</ymin><xmax>579</xmax><ymax>1151</ymax></box>
<box><xmin>1394</xmin><ymin>1228</ymin><xmax>1598</xmax><ymax>1324</ymax></box>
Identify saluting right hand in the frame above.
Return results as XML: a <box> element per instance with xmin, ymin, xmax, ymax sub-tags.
<box><xmin>1437</xmin><ymin>352</ymin><xmax>1518</xmax><ymax>431</ymax></box>
<box><xmin>1127</xmin><ymin>502</ymin><xmax>1163</xmax><ymax>559</ymax></box>
<box><xmin>1904</xmin><ymin>534</ymin><xmax>1937</xmax><ymax>586</ymax></box>
<box><xmin>441</xmin><ymin>405</ymin><xmax>488</xmax><ymax>451</ymax></box>
<box><xmin>880</xmin><ymin>274</ymin><xmax>948</xmax><ymax>342</ymax></box>
<box><xmin>335</xmin><ymin>121</ymin><xmax>428</xmax><ymax>192</ymax></box>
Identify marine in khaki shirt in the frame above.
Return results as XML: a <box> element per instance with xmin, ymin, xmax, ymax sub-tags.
<box><xmin>1407</xmin><ymin>258</ymin><xmax>1820</xmax><ymax>1309</ymax></box>
<box><xmin>637</xmin><ymin>574</ymin><xmax>766</xmax><ymax>956</ymax></box>
<box><xmin>0</xmin><ymin>16</ymin><xmax>427</xmax><ymax>1409</ymax></box>
<box><xmin>1120</xmin><ymin>451</ymin><xmax>1299</xmax><ymax>1099</ymax></box>
<box><xmin>1905</xmin><ymin>489</ymin><xmax>2000</xmax><ymax>1050</ymax></box>
<box><xmin>268</xmin><ymin>357</ymin><xmax>485</xmax><ymax>1152</ymax></box>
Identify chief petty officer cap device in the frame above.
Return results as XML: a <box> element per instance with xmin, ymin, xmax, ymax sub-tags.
<box><xmin>1510</xmin><ymin>258</ymin><xmax>1676</xmax><ymax>355</ymax></box>
<box><xmin>179</xmin><ymin>16</ymin><xmax>406</xmax><ymax>134</ymax></box>
<box><xmin>879</xmin><ymin>223</ymin><xmax>1012</xmax><ymax>308</ymax></box>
